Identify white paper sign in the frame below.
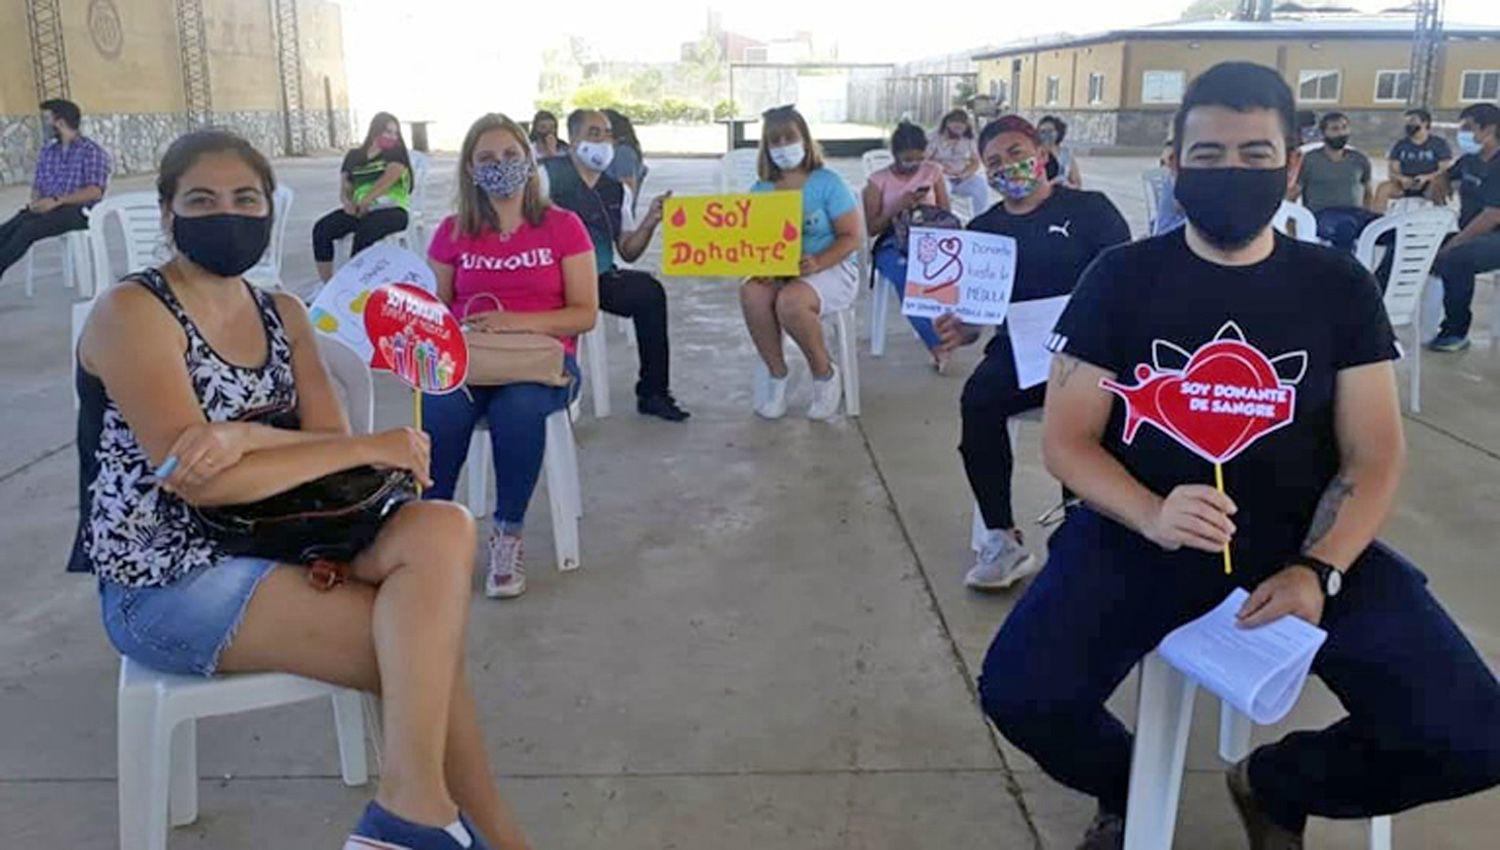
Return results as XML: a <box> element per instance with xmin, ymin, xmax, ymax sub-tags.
<box><xmin>901</xmin><ymin>227</ymin><xmax>1017</xmax><ymax>325</ymax></box>
<box><xmin>1007</xmin><ymin>295</ymin><xmax>1072</xmax><ymax>390</ymax></box>
<box><xmin>1157</xmin><ymin>589</ymin><xmax>1327</xmax><ymax>725</ymax></box>
<box><xmin>308</xmin><ymin>243</ymin><xmax>437</xmax><ymax>362</ymax></box>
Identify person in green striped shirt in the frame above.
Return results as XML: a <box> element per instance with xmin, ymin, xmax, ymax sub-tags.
<box><xmin>313</xmin><ymin>112</ymin><xmax>415</xmax><ymax>281</ymax></box>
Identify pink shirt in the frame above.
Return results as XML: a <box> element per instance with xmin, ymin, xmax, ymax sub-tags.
<box><xmin>428</xmin><ymin>207</ymin><xmax>593</xmax><ymax>354</ymax></box>
<box><xmin>926</xmin><ymin>135</ymin><xmax>978</xmax><ymax>179</ymax></box>
<box><xmin>866</xmin><ymin>162</ymin><xmax>945</xmax><ymax>221</ymax></box>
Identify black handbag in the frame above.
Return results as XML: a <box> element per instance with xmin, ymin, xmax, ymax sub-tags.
<box><xmin>193</xmin><ymin>465</ymin><xmax>417</xmax><ymax>568</ymax></box>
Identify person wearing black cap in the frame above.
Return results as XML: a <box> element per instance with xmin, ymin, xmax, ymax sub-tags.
<box><xmin>934</xmin><ymin>114</ymin><xmax>1130</xmax><ymax>592</ymax></box>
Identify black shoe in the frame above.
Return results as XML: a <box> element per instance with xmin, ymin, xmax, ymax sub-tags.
<box><xmin>638</xmin><ymin>393</ymin><xmax>690</xmax><ymax>422</ymax></box>
<box><xmin>1227</xmin><ymin>758</ymin><xmax>1304</xmax><ymax>850</ymax></box>
<box><xmin>1076</xmin><ymin>808</ymin><xmax>1123</xmax><ymax>850</ymax></box>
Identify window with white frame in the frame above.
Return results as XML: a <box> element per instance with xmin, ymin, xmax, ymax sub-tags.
<box><xmin>1141</xmin><ymin>70</ymin><xmax>1186</xmax><ymax>105</ymax></box>
<box><xmin>1045</xmin><ymin>75</ymin><xmax>1061</xmax><ymax>105</ymax></box>
<box><xmin>1088</xmin><ymin>72</ymin><xmax>1106</xmax><ymax>104</ymax></box>
<box><xmin>1374</xmin><ymin>70</ymin><xmax>1411</xmax><ymax>103</ymax></box>
<box><xmin>1297</xmin><ymin>69</ymin><xmax>1341</xmax><ymax>102</ymax></box>
<box><xmin>1461</xmin><ymin>70</ymin><xmax>1500</xmax><ymax>102</ymax></box>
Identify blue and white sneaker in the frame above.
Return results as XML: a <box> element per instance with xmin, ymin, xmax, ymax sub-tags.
<box><xmin>344</xmin><ymin>801</ymin><xmax>491</xmax><ymax>850</ymax></box>
<box><xmin>1426</xmin><ymin>334</ymin><xmax>1471</xmax><ymax>352</ymax></box>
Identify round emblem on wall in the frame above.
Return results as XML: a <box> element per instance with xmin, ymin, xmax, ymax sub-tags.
<box><xmin>89</xmin><ymin>0</ymin><xmax>124</xmax><ymax>60</ymax></box>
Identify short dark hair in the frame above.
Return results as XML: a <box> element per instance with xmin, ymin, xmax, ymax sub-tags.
<box><xmin>39</xmin><ymin>98</ymin><xmax>81</xmax><ymax>131</ymax></box>
<box><xmin>156</xmin><ymin>130</ymin><xmax>277</xmax><ymax>220</ymax></box>
<box><xmin>1172</xmin><ymin>62</ymin><xmax>1296</xmax><ymax>155</ymax></box>
<box><xmin>566</xmin><ymin>108</ymin><xmax>604</xmax><ymax>143</ymax></box>
<box><xmin>977</xmin><ymin>114</ymin><xmax>1041</xmax><ymax>157</ymax></box>
<box><xmin>890</xmin><ymin>121</ymin><xmax>927</xmax><ymax>154</ymax></box>
<box><xmin>1038</xmin><ymin>115</ymin><xmax>1067</xmax><ymax>143</ymax></box>
<box><xmin>1319</xmin><ymin>111</ymin><xmax>1349</xmax><ymax>131</ymax></box>
<box><xmin>1403</xmin><ymin>108</ymin><xmax>1432</xmax><ymax>126</ymax></box>
<box><xmin>1459</xmin><ymin>102</ymin><xmax>1500</xmax><ymax>132</ymax></box>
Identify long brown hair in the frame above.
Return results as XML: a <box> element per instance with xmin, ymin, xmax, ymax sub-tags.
<box><xmin>757</xmin><ymin>105</ymin><xmax>825</xmax><ymax>183</ymax></box>
<box><xmin>455</xmin><ymin>113</ymin><xmax>549</xmax><ymax>237</ymax></box>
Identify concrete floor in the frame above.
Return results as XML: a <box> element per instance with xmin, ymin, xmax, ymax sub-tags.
<box><xmin>0</xmin><ymin>154</ymin><xmax>1496</xmax><ymax>849</ymax></box>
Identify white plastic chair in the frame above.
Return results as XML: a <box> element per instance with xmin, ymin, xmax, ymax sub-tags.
<box><xmin>83</xmin><ymin>191</ymin><xmax>172</xmax><ymax>297</ymax></box>
<box><xmin>1272</xmin><ymin>200</ymin><xmax>1318</xmax><ymax>244</ymax></box>
<box><xmin>243</xmin><ymin>185</ymin><xmax>296</xmax><ymax>291</ymax></box>
<box><xmin>1141</xmin><ymin>167</ymin><xmax>1171</xmax><ymax>235</ymax></box>
<box><xmin>19</xmin><ymin>229</ymin><xmax>89</xmax><ymax>296</ymax></box>
<box><xmin>860</xmin><ymin>149</ymin><xmax>894</xmax><ymax>179</ymax></box>
<box><xmin>1124</xmin><ymin>651</ymin><xmax>1391</xmax><ymax>850</ymax></box>
<box><xmin>117</xmin><ymin>658</ymin><xmax>376</xmax><ymax>850</ymax></box>
<box><xmin>1354</xmin><ymin>208</ymin><xmax>1456</xmax><ymax>414</ymax></box>
<box><xmin>719</xmin><ymin>148</ymin><xmax>760</xmax><ymax>194</ymax></box>
<box><xmin>463</xmin><ymin>408</ymin><xmax>583</xmax><ymax>571</ymax></box>
<box><xmin>315</xmin><ymin>335</ymin><xmax>376</xmax><ymax>435</ymax></box>
<box><xmin>578</xmin><ymin>326</ymin><xmax>611</xmax><ymax>418</ymax></box>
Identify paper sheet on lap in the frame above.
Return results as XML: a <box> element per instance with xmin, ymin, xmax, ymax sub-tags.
<box><xmin>1008</xmin><ymin>295</ymin><xmax>1071</xmax><ymax>389</ymax></box>
<box><xmin>1157</xmin><ymin>588</ymin><xmax>1327</xmax><ymax>725</ymax></box>
<box><xmin>309</xmin><ymin>243</ymin><xmax>438</xmax><ymax>363</ymax></box>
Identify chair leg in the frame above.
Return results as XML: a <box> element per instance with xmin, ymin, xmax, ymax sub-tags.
<box><xmin>870</xmin><ymin>273</ymin><xmax>889</xmax><ymax>357</ymax></box>
<box><xmin>23</xmin><ymin>245</ymin><xmax>36</xmax><ymax>298</ymax></box>
<box><xmin>1369</xmin><ymin>815</ymin><xmax>1392</xmax><ymax>850</ymax></box>
<box><xmin>544</xmin><ymin>412</ymin><xmax>581</xmax><ymax>571</ymax></box>
<box><xmin>118</xmin><ymin>679</ymin><xmax>170</xmax><ymax>850</ymax></box>
<box><xmin>167</xmin><ymin>718</ymin><xmax>198</xmax><ymax>827</ymax></box>
<box><xmin>838</xmin><ymin>310</ymin><xmax>860</xmax><ymax>417</ymax></box>
<box><xmin>970</xmin><ymin>501</ymin><xmax>987</xmax><ymax>552</ymax></box>
<box><xmin>465</xmin><ymin>430</ymin><xmax>488</xmax><ymax>517</ymax></box>
<box><xmin>361</xmin><ymin>694</ymin><xmax>385</xmax><ymax>774</ymax></box>
<box><xmin>1123</xmin><ymin>653</ymin><xmax>1197</xmax><ymax>850</ymax></box>
<box><xmin>331</xmin><ymin>689</ymin><xmax>371</xmax><ymax>786</ymax></box>
<box><xmin>584</xmin><ymin>329</ymin><xmax>611</xmax><ymax>418</ymax></box>
<box><xmin>1217</xmin><ymin>699</ymin><xmax>1253</xmax><ymax>763</ymax></box>
<box><xmin>1410</xmin><ymin>323</ymin><xmax>1421</xmax><ymax>415</ymax></box>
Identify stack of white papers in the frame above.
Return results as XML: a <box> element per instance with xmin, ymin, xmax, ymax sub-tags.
<box><xmin>1157</xmin><ymin>589</ymin><xmax>1328</xmax><ymax>725</ymax></box>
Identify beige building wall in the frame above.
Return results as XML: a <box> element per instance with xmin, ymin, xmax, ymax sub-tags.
<box><xmin>1440</xmin><ymin>41</ymin><xmax>1500</xmax><ymax>110</ymax></box>
<box><xmin>1123</xmin><ymin>40</ymin><xmax>1280</xmax><ymax>109</ymax></box>
<box><xmin>0</xmin><ymin>4</ymin><xmax>36</xmax><ymax>116</ymax></box>
<box><xmin>65</xmin><ymin>0</ymin><xmax>186</xmax><ymax>115</ymax></box>
<box><xmin>204</xmin><ymin>0</ymin><xmax>281</xmax><ymax>112</ymax></box>
<box><xmin>1033</xmin><ymin>49</ymin><xmax>1077</xmax><ymax>110</ymax></box>
<box><xmin>301</xmin><ymin>0</ymin><xmax>351</xmax><ymax>114</ymax></box>
<box><xmin>1072</xmin><ymin>42</ymin><xmax>1126</xmax><ymax>110</ymax></box>
<box><xmin>1281</xmin><ymin>41</ymin><xmax>1413</xmax><ymax>110</ymax></box>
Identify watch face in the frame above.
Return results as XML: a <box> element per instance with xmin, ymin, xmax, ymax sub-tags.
<box><xmin>1326</xmin><ymin>568</ymin><xmax>1342</xmax><ymax>596</ymax></box>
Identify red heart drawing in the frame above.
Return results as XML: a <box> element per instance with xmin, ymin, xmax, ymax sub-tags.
<box><xmin>1101</xmin><ymin>326</ymin><xmax>1300</xmax><ymax>465</ymax></box>
<box><xmin>363</xmin><ymin>283</ymin><xmax>469</xmax><ymax>395</ymax></box>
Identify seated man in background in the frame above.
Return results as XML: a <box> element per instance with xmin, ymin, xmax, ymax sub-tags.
<box><xmin>1429</xmin><ymin>102</ymin><xmax>1500</xmax><ymax>352</ymax></box>
<box><xmin>1290</xmin><ymin>111</ymin><xmax>1377</xmax><ymax>251</ymax></box>
<box><xmin>1373</xmin><ymin>108</ymin><xmax>1453</xmax><ymax>210</ymax></box>
<box><xmin>0</xmin><ymin>99</ymin><xmax>111</xmax><ymax>278</ymax></box>
<box><xmin>545</xmin><ymin>109</ymin><xmax>689</xmax><ymax>421</ymax></box>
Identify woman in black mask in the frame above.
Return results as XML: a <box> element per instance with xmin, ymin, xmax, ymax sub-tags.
<box><xmin>75</xmin><ymin>131</ymin><xmax>533</xmax><ymax>850</ymax></box>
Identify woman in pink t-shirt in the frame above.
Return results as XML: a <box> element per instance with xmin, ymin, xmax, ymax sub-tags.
<box><xmin>423</xmin><ymin>113</ymin><xmax>598</xmax><ymax>600</ymax></box>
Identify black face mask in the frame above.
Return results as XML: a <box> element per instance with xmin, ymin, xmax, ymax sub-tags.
<box><xmin>1405</xmin><ymin>124</ymin><xmax>1421</xmax><ymax>137</ymax></box>
<box><xmin>1324</xmin><ymin>135</ymin><xmax>1349</xmax><ymax>150</ymax></box>
<box><xmin>172</xmin><ymin>213</ymin><xmax>272</xmax><ymax>278</ymax></box>
<box><xmin>1174</xmin><ymin>166</ymin><xmax>1288</xmax><ymax>251</ymax></box>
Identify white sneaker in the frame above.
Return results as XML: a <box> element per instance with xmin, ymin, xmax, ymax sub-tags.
<box><xmin>806</xmin><ymin>367</ymin><xmax>843</xmax><ymax>420</ymax></box>
<box><xmin>754</xmin><ymin>364</ymin><xmax>789</xmax><ymax>419</ymax></box>
<box><xmin>484</xmin><ymin>531</ymin><xmax>527</xmax><ymax>599</ymax></box>
<box><xmin>965</xmin><ymin>528</ymin><xmax>1038</xmax><ymax>591</ymax></box>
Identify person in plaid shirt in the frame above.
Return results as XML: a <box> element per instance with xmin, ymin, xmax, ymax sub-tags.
<box><xmin>0</xmin><ymin>99</ymin><xmax>112</xmax><ymax>276</ymax></box>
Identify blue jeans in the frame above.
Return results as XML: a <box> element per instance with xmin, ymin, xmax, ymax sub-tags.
<box><xmin>1434</xmin><ymin>231</ymin><xmax>1500</xmax><ymax>338</ymax></box>
<box><xmin>1313</xmin><ymin>207</ymin><xmax>1381</xmax><ymax>253</ymax></box>
<box><xmin>979</xmin><ymin>509</ymin><xmax>1500</xmax><ymax>830</ymax></box>
<box><xmin>872</xmin><ymin>240</ymin><xmax>940</xmax><ymax>351</ymax></box>
<box><xmin>423</xmin><ymin>357</ymin><xmax>578</xmax><ymax>532</ymax></box>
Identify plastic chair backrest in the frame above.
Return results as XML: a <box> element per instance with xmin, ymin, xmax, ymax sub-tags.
<box><xmin>86</xmin><ymin>191</ymin><xmax>170</xmax><ymax>293</ymax></box>
<box><xmin>1271</xmin><ymin>201</ymin><xmax>1318</xmax><ymax>243</ymax></box>
<box><xmin>719</xmin><ymin>148</ymin><xmax>760</xmax><ymax>193</ymax></box>
<box><xmin>315</xmin><ymin>335</ymin><xmax>375</xmax><ymax>433</ymax></box>
<box><xmin>245</xmin><ymin>185</ymin><xmax>295</xmax><ymax>288</ymax></box>
<box><xmin>861</xmin><ymin>149</ymin><xmax>894</xmax><ymax>179</ymax></box>
<box><xmin>1354</xmin><ymin>207</ymin><xmax>1455</xmax><ymax>329</ymax></box>
<box><xmin>409</xmin><ymin>151</ymin><xmax>430</xmax><ymax>214</ymax></box>
<box><xmin>1142</xmin><ymin>167</ymin><xmax>1170</xmax><ymax>231</ymax></box>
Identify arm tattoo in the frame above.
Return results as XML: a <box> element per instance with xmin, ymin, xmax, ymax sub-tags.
<box><xmin>1052</xmin><ymin>355</ymin><xmax>1084</xmax><ymax>388</ymax></box>
<box><xmin>1301</xmin><ymin>476</ymin><xmax>1355</xmax><ymax>551</ymax></box>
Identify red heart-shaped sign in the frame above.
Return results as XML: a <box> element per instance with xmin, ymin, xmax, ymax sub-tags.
<box><xmin>363</xmin><ymin>283</ymin><xmax>469</xmax><ymax>394</ymax></box>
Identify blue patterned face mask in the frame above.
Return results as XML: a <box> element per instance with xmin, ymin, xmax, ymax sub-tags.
<box><xmin>473</xmin><ymin>158</ymin><xmax>531</xmax><ymax>197</ymax></box>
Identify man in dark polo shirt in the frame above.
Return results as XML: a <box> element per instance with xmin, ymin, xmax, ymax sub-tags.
<box><xmin>1429</xmin><ymin>102</ymin><xmax>1500</xmax><ymax>351</ymax></box>
<box><xmin>1374</xmin><ymin>108</ymin><xmax>1454</xmax><ymax>209</ymax></box>
<box><xmin>543</xmin><ymin>109</ymin><xmax>689</xmax><ymax>421</ymax></box>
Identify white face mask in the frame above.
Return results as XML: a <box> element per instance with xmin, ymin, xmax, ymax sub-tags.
<box><xmin>1456</xmin><ymin>130</ymin><xmax>1482</xmax><ymax>156</ymax></box>
<box><xmin>575</xmin><ymin>140</ymin><xmax>615</xmax><ymax>172</ymax></box>
<box><xmin>769</xmin><ymin>142</ymin><xmax>806</xmax><ymax>171</ymax></box>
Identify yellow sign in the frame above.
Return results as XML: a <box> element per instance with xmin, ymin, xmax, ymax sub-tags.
<box><xmin>661</xmin><ymin>192</ymin><xmax>803</xmax><ymax>277</ymax></box>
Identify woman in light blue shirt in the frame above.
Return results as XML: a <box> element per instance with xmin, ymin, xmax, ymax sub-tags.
<box><xmin>741</xmin><ymin>105</ymin><xmax>862</xmax><ymax>421</ymax></box>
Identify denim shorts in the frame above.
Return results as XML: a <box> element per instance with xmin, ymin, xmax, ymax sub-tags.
<box><xmin>99</xmin><ymin>556</ymin><xmax>280</xmax><ymax>677</ymax></box>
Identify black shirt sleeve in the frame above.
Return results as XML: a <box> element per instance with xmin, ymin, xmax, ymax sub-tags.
<box><xmin>1051</xmin><ymin>244</ymin><xmax>1129</xmax><ymax>374</ymax></box>
<box><xmin>340</xmin><ymin>149</ymin><xmax>360</xmax><ymax>177</ymax></box>
<box><xmin>1330</xmin><ymin>258</ymin><xmax>1399</xmax><ymax>370</ymax></box>
<box><xmin>1087</xmin><ymin>193</ymin><xmax>1133</xmax><ymax>257</ymax></box>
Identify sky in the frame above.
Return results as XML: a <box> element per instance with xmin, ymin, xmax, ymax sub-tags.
<box><xmin>330</xmin><ymin>0</ymin><xmax>1500</xmax><ymax>144</ymax></box>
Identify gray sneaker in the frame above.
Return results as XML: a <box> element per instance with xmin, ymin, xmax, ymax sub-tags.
<box><xmin>1076</xmin><ymin>809</ymin><xmax>1123</xmax><ymax>850</ymax></box>
<box><xmin>965</xmin><ymin>528</ymin><xmax>1039</xmax><ymax>591</ymax></box>
<box><xmin>1227</xmin><ymin>758</ymin><xmax>1304</xmax><ymax>850</ymax></box>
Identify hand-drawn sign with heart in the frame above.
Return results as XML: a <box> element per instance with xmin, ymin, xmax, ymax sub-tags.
<box><xmin>1099</xmin><ymin>322</ymin><xmax>1307</xmax><ymax>465</ymax></box>
<box><xmin>363</xmin><ymin>283</ymin><xmax>468</xmax><ymax>395</ymax></box>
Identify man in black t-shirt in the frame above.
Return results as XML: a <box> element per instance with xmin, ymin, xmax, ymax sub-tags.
<box><xmin>1429</xmin><ymin>102</ymin><xmax>1500</xmax><ymax>351</ymax></box>
<box><xmin>933</xmin><ymin>115</ymin><xmax>1130</xmax><ymax>592</ymax></box>
<box><xmin>978</xmin><ymin>63</ymin><xmax>1500</xmax><ymax>850</ymax></box>
<box><xmin>1373</xmin><ymin>108</ymin><xmax>1454</xmax><ymax>209</ymax></box>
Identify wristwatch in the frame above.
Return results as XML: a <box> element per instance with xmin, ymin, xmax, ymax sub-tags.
<box><xmin>1289</xmin><ymin>556</ymin><xmax>1343</xmax><ymax>597</ymax></box>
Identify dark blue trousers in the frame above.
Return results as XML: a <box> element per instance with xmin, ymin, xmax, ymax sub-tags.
<box><xmin>979</xmin><ymin>509</ymin><xmax>1500</xmax><ymax>831</ymax></box>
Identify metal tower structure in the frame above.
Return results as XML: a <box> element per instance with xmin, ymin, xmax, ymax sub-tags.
<box><xmin>272</xmin><ymin>0</ymin><xmax>309</xmax><ymax>155</ymax></box>
<box><xmin>1234</xmin><ymin>0</ymin><xmax>1273</xmax><ymax>22</ymax></box>
<box><xmin>176</xmin><ymin>0</ymin><xmax>213</xmax><ymax>126</ymax></box>
<box><xmin>24</xmin><ymin>0</ymin><xmax>71</xmax><ymax>101</ymax></box>
<box><xmin>1407</xmin><ymin>0</ymin><xmax>1444</xmax><ymax>111</ymax></box>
